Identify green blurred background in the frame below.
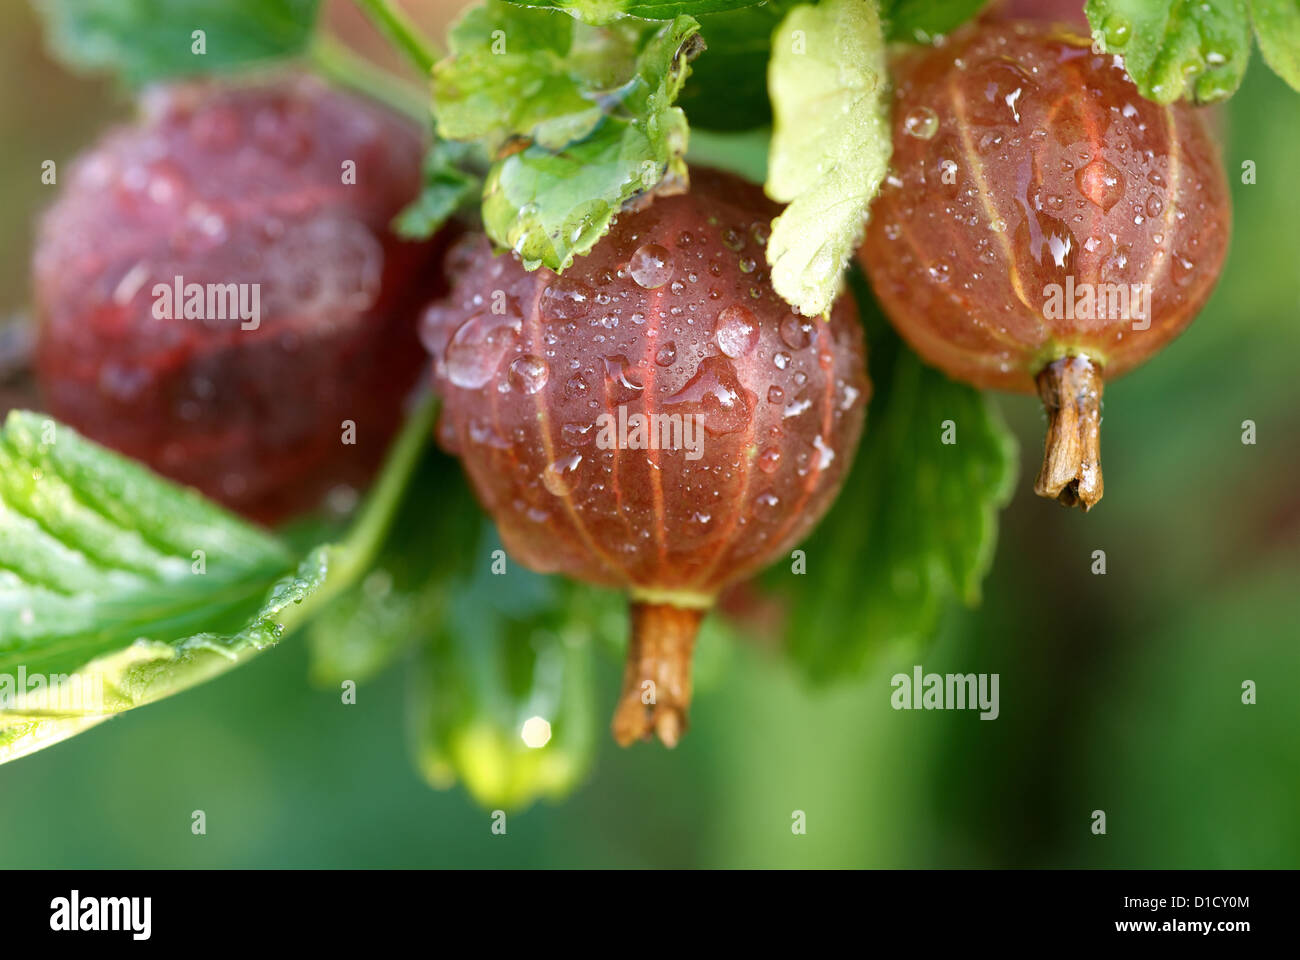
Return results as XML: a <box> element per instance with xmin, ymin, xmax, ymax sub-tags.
<box><xmin>0</xmin><ymin>1</ymin><xmax>1296</xmax><ymax>868</ymax></box>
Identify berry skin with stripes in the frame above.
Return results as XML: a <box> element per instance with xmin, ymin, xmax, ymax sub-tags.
<box><xmin>423</xmin><ymin>168</ymin><xmax>869</xmax><ymax>747</ymax></box>
<box><xmin>859</xmin><ymin>20</ymin><xmax>1229</xmax><ymax>510</ymax></box>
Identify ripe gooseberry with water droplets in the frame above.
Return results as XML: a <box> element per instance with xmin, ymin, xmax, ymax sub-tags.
<box><xmin>859</xmin><ymin>20</ymin><xmax>1229</xmax><ymax>510</ymax></box>
<box><xmin>423</xmin><ymin>168</ymin><xmax>870</xmax><ymax>747</ymax></box>
<box><xmin>32</xmin><ymin>77</ymin><xmax>446</xmax><ymax>523</ymax></box>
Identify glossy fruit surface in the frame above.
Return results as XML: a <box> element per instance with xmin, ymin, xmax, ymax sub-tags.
<box><xmin>33</xmin><ymin>76</ymin><xmax>443</xmax><ymax>523</ymax></box>
<box><xmin>860</xmin><ymin>20</ymin><xmax>1229</xmax><ymax>394</ymax></box>
<box><xmin>860</xmin><ymin>20</ymin><xmax>1229</xmax><ymax>509</ymax></box>
<box><xmin>424</xmin><ymin>168</ymin><xmax>869</xmax><ymax>742</ymax></box>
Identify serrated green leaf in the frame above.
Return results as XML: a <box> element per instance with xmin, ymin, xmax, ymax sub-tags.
<box><xmin>34</xmin><ymin>0</ymin><xmax>322</xmax><ymax>86</ymax></box>
<box><xmin>392</xmin><ymin>141</ymin><xmax>486</xmax><ymax>241</ymax></box>
<box><xmin>1251</xmin><ymin>0</ymin><xmax>1300</xmax><ymax>90</ymax></box>
<box><xmin>432</xmin><ymin>3</ymin><xmax>594</xmax><ymax>150</ymax></box>
<box><xmin>1085</xmin><ymin>0</ymin><xmax>1253</xmax><ymax>103</ymax></box>
<box><xmin>0</xmin><ymin>392</ymin><xmax>439</xmax><ymax>764</ymax></box>
<box><xmin>0</xmin><ymin>410</ymin><xmax>327</xmax><ymax>761</ymax></box>
<box><xmin>765</xmin><ymin>0</ymin><xmax>892</xmax><ymax>316</ymax></box>
<box><xmin>881</xmin><ymin>0</ymin><xmax>989</xmax><ymax>43</ymax></box>
<box><xmin>771</xmin><ymin>278</ymin><xmax>1018</xmax><ymax>682</ymax></box>
<box><xmin>434</xmin><ymin>2</ymin><xmax>702</xmax><ymax>270</ymax></box>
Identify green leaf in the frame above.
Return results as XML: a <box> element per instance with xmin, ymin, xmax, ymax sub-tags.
<box><xmin>433</xmin><ymin>2</ymin><xmax>703</xmax><ymax>270</ymax></box>
<box><xmin>0</xmin><ymin>410</ymin><xmax>315</xmax><ymax>761</ymax></box>
<box><xmin>1085</xmin><ymin>0</ymin><xmax>1253</xmax><ymax>103</ymax></box>
<box><xmin>0</xmin><ymin>393</ymin><xmax>440</xmax><ymax>764</ymax></box>
<box><xmin>432</xmin><ymin>3</ymin><xmax>594</xmax><ymax>151</ymax></box>
<box><xmin>392</xmin><ymin>141</ymin><xmax>486</xmax><ymax>241</ymax></box>
<box><xmin>679</xmin><ymin>3</ymin><xmax>795</xmax><ymax>130</ymax></box>
<box><xmin>1251</xmin><ymin>0</ymin><xmax>1300</xmax><ymax>91</ymax></box>
<box><xmin>881</xmin><ymin>0</ymin><xmax>990</xmax><ymax>43</ymax></box>
<box><xmin>34</xmin><ymin>0</ymin><xmax>323</xmax><ymax>86</ymax></box>
<box><xmin>408</xmin><ymin>525</ymin><xmax>606</xmax><ymax>811</ymax></box>
<box><xmin>686</xmin><ymin>126</ymin><xmax>771</xmax><ymax>181</ymax></box>
<box><xmin>765</xmin><ymin>0</ymin><xmax>892</xmax><ymax>316</ymax></box>
<box><xmin>501</xmin><ymin>0</ymin><xmax>765</xmax><ymax>23</ymax></box>
<box><xmin>772</xmin><ymin>277</ymin><xmax>1018</xmax><ymax>682</ymax></box>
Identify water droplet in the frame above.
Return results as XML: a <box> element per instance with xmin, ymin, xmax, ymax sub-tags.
<box><xmin>542</xmin><ymin>452</ymin><xmax>583</xmax><ymax>496</ymax></box>
<box><xmin>903</xmin><ymin>106</ymin><xmax>939</xmax><ymax>139</ymax></box>
<box><xmin>721</xmin><ymin>228</ymin><xmax>745</xmax><ymax>252</ymax></box>
<box><xmin>714</xmin><ymin>305</ymin><xmax>759</xmax><ymax>358</ymax></box>
<box><xmin>812</xmin><ymin>435</ymin><xmax>835</xmax><ymax>470</ymax></box>
<box><xmin>602</xmin><ymin>354</ymin><xmax>644</xmax><ymax>401</ymax></box>
<box><xmin>1076</xmin><ymin>159</ymin><xmax>1126</xmax><ymax>212</ymax></box>
<box><xmin>783</xmin><ymin>395</ymin><xmax>813</xmax><ymax>419</ymax></box>
<box><xmin>655</xmin><ymin>341</ymin><xmax>678</xmax><ymax>366</ymax></box>
<box><xmin>779</xmin><ymin>314</ymin><xmax>813</xmax><ymax>350</ymax></box>
<box><xmin>767</xmin><ymin>385</ymin><xmax>785</xmax><ymax>404</ymax></box>
<box><xmin>1015</xmin><ymin>209</ymin><xmax>1077</xmax><ymax>276</ymax></box>
<box><xmin>1102</xmin><ymin>14</ymin><xmax>1131</xmax><ymax>48</ymax></box>
<box><xmin>757</xmin><ymin>446</ymin><xmax>782</xmax><ymax>474</ymax></box>
<box><xmin>967</xmin><ymin>60</ymin><xmax>1035</xmax><ymax>126</ymax></box>
<box><xmin>564</xmin><ymin>373</ymin><xmax>589</xmax><ymax>398</ymax></box>
<box><xmin>628</xmin><ymin>243</ymin><xmax>674</xmax><ymax>289</ymax></box>
<box><xmin>508</xmin><ymin>354</ymin><xmax>549</xmax><ymax>394</ymax></box>
<box><xmin>752</xmin><ymin>491</ymin><xmax>781</xmax><ymax>520</ymax></box>
<box><xmin>468</xmin><ymin>418</ymin><xmax>510</xmax><ymax>449</ymax></box>
<box><xmin>663</xmin><ymin>356</ymin><xmax>755</xmax><ymax>436</ymax></box>
<box><xmin>541</xmin><ymin>277</ymin><xmax>594</xmax><ymax>321</ymax></box>
<box><xmin>562</xmin><ymin>421</ymin><xmax>596</xmax><ymax>446</ymax></box>
<box><xmin>444</xmin><ymin>312</ymin><xmax>522</xmax><ymax>389</ymax></box>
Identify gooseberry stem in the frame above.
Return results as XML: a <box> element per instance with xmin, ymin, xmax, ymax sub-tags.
<box><xmin>612</xmin><ymin>602</ymin><xmax>707</xmax><ymax>748</ymax></box>
<box><xmin>1034</xmin><ymin>355</ymin><xmax>1104</xmax><ymax>511</ymax></box>
<box><xmin>353</xmin><ymin>0</ymin><xmax>441</xmax><ymax>75</ymax></box>
<box><xmin>308</xmin><ymin>34</ymin><xmax>429</xmax><ymax>123</ymax></box>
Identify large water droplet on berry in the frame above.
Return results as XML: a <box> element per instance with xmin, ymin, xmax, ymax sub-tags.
<box><xmin>1015</xmin><ymin>209</ymin><xmax>1077</xmax><ymax>275</ymax></box>
<box><xmin>628</xmin><ymin>243</ymin><xmax>674</xmax><ymax>289</ymax></box>
<box><xmin>561</xmin><ymin>421</ymin><xmax>596</xmax><ymax>446</ymax></box>
<box><xmin>757</xmin><ymin>446</ymin><xmax>782</xmax><ymax>474</ymax></box>
<box><xmin>779</xmin><ymin>314</ymin><xmax>814</xmax><ymax>350</ymax></box>
<box><xmin>714</xmin><ymin>305</ymin><xmax>759</xmax><ymax>358</ymax></box>
<box><xmin>663</xmin><ymin>356</ymin><xmax>755</xmax><ymax>437</ymax></box>
<box><xmin>542</xmin><ymin>452</ymin><xmax>583</xmax><ymax>496</ymax></box>
<box><xmin>603</xmin><ymin>354</ymin><xmax>644</xmax><ymax>403</ymax></box>
<box><xmin>966</xmin><ymin>61</ymin><xmax>1035</xmax><ymax>126</ymax></box>
<box><xmin>508</xmin><ymin>354</ymin><xmax>549</xmax><ymax>394</ymax></box>
<box><xmin>444</xmin><ymin>311</ymin><xmax>522</xmax><ymax>389</ymax></box>
<box><xmin>541</xmin><ymin>277</ymin><xmax>594</xmax><ymax>321</ymax></box>
<box><xmin>1076</xmin><ymin>159</ymin><xmax>1126</xmax><ymax>212</ymax></box>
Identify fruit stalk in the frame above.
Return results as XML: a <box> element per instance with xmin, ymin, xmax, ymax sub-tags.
<box><xmin>612</xmin><ymin>602</ymin><xmax>707</xmax><ymax>748</ymax></box>
<box><xmin>1033</xmin><ymin>355</ymin><xmax>1103</xmax><ymax>510</ymax></box>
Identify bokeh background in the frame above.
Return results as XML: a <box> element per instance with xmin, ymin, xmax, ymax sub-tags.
<box><xmin>0</xmin><ymin>0</ymin><xmax>1296</xmax><ymax>868</ymax></box>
